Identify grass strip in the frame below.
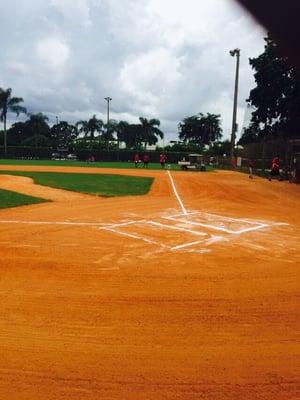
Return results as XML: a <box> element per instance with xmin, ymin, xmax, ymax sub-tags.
<box><xmin>0</xmin><ymin>188</ymin><xmax>48</xmax><ymax>209</ymax></box>
<box><xmin>0</xmin><ymin>171</ymin><xmax>154</xmax><ymax>197</ymax></box>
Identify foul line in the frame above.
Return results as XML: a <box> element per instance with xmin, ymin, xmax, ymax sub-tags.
<box><xmin>167</xmin><ymin>171</ymin><xmax>188</xmax><ymax>215</ymax></box>
<box><xmin>0</xmin><ymin>220</ymin><xmax>106</xmax><ymax>227</ymax></box>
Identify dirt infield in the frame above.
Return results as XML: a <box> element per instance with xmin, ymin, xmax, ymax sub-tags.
<box><xmin>0</xmin><ymin>166</ymin><xmax>299</xmax><ymax>400</ymax></box>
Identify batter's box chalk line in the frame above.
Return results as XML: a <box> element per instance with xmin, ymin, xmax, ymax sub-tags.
<box><xmin>97</xmin><ymin>210</ymin><xmax>288</xmax><ymax>253</ymax></box>
<box><xmin>0</xmin><ymin>211</ymin><xmax>289</xmax><ymax>254</ymax></box>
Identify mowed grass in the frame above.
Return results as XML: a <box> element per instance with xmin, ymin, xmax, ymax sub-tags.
<box><xmin>0</xmin><ymin>159</ymin><xmax>181</xmax><ymax>170</ymax></box>
<box><xmin>0</xmin><ymin>188</ymin><xmax>48</xmax><ymax>209</ymax></box>
<box><xmin>0</xmin><ymin>159</ymin><xmax>214</xmax><ymax>171</ymax></box>
<box><xmin>0</xmin><ymin>171</ymin><xmax>154</xmax><ymax>197</ymax></box>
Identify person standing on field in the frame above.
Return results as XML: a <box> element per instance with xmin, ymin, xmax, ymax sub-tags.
<box><xmin>134</xmin><ymin>153</ymin><xmax>140</xmax><ymax>168</ymax></box>
<box><xmin>143</xmin><ymin>154</ymin><xmax>150</xmax><ymax>168</ymax></box>
<box><xmin>248</xmin><ymin>159</ymin><xmax>255</xmax><ymax>179</ymax></box>
<box><xmin>269</xmin><ymin>156</ymin><xmax>282</xmax><ymax>181</ymax></box>
<box><xmin>159</xmin><ymin>153</ymin><xmax>167</xmax><ymax>168</ymax></box>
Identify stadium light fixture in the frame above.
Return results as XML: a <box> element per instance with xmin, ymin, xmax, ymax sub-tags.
<box><xmin>104</xmin><ymin>97</ymin><xmax>112</xmax><ymax>150</ymax></box>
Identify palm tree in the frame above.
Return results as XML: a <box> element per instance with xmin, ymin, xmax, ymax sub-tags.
<box><xmin>76</xmin><ymin>115</ymin><xmax>103</xmax><ymax>140</ymax></box>
<box><xmin>25</xmin><ymin>113</ymin><xmax>50</xmax><ymax>147</ymax></box>
<box><xmin>138</xmin><ymin>117</ymin><xmax>164</xmax><ymax>149</ymax></box>
<box><xmin>0</xmin><ymin>88</ymin><xmax>27</xmax><ymax>155</ymax></box>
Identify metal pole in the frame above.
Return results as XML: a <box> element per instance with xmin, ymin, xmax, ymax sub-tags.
<box><xmin>230</xmin><ymin>49</ymin><xmax>240</xmax><ymax>159</ymax></box>
<box><xmin>104</xmin><ymin>97</ymin><xmax>112</xmax><ymax>151</ymax></box>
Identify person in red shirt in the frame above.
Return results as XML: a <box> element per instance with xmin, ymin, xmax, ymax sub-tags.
<box><xmin>143</xmin><ymin>154</ymin><xmax>150</xmax><ymax>168</ymax></box>
<box><xmin>248</xmin><ymin>159</ymin><xmax>255</xmax><ymax>179</ymax></box>
<box><xmin>231</xmin><ymin>157</ymin><xmax>237</xmax><ymax>169</ymax></box>
<box><xmin>134</xmin><ymin>153</ymin><xmax>140</xmax><ymax>168</ymax></box>
<box><xmin>269</xmin><ymin>156</ymin><xmax>282</xmax><ymax>181</ymax></box>
<box><xmin>159</xmin><ymin>153</ymin><xmax>167</xmax><ymax>168</ymax></box>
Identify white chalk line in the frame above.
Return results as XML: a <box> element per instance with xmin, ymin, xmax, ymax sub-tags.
<box><xmin>167</xmin><ymin>211</ymin><xmax>289</xmax><ymax>229</ymax></box>
<box><xmin>0</xmin><ymin>220</ymin><xmax>107</xmax><ymax>227</ymax></box>
<box><xmin>145</xmin><ymin>220</ymin><xmax>207</xmax><ymax>237</ymax></box>
<box><xmin>167</xmin><ymin>211</ymin><xmax>268</xmax><ymax>226</ymax></box>
<box><xmin>167</xmin><ymin>171</ymin><xmax>188</xmax><ymax>215</ymax></box>
<box><xmin>171</xmin><ymin>240</ymin><xmax>206</xmax><ymax>251</ymax></box>
<box><xmin>165</xmin><ymin>216</ymin><xmax>269</xmax><ymax>235</ymax></box>
<box><xmin>101</xmin><ymin>227</ymin><xmax>166</xmax><ymax>248</ymax></box>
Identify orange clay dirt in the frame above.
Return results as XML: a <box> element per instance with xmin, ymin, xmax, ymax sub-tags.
<box><xmin>0</xmin><ymin>165</ymin><xmax>299</xmax><ymax>400</ymax></box>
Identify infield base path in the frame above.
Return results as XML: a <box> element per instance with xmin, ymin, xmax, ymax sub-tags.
<box><xmin>0</xmin><ymin>166</ymin><xmax>299</xmax><ymax>400</ymax></box>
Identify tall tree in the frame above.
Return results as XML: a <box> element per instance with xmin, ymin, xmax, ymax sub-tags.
<box><xmin>50</xmin><ymin>121</ymin><xmax>78</xmax><ymax>149</ymax></box>
<box><xmin>241</xmin><ymin>35</ymin><xmax>300</xmax><ymax>143</ymax></box>
<box><xmin>0</xmin><ymin>88</ymin><xmax>27</xmax><ymax>155</ymax></box>
<box><xmin>24</xmin><ymin>113</ymin><xmax>50</xmax><ymax>147</ymax></box>
<box><xmin>178</xmin><ymin>113</ymin><xmax>222</xmax><ymax>146</ymax></box>
<box><xmin>76</xmin><ymin>115</ymin><xmax>103</xmax><ymax>140</ymax></box>
<box><xmin>138</xmin><ymin>117</ymin><xmax>164</xmax><ymax>149</ymax></box>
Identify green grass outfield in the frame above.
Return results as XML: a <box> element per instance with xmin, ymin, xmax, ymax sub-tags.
<box><xmin>0</xmin><ymin>171</ymin><xmax>154</xmax><ymax>197</ymax></box>
<box><xmin>0</xmin><ymin>188</ymin><xmax>48</xmax><ymax>209</ymax></box>
<box><xmin>0</xmin><ymin>159</ymin><xmax>179</xmax><ymax>170</ymax></box>
<box><xmin>0</xmin><ymin>159</ymin><xmax>214</xmax><ymax>172</ymax></box>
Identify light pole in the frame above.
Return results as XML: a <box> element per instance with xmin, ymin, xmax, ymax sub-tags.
<box><xmin>104</xmin><ymin>97</ymin><xmax>112</xmax><ymax>150</ymax></box>
<box><xmin>56</xmin><ymin>116</ymin><xmax>59</xmax><ymax>125</ymax></box>
<box><xmin>229</xmin><ymin>48</ymin><xmax>240</xmax><ymax>159</ymax></box>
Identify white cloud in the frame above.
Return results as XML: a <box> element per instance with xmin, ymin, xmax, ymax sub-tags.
<box><xmin>0</xmin><ymin>0</ymin><xmax>266</xmax><ymax>141</ymax></box>
<box><xmin>50</xmin><ymin>0</ymin><xmax>92</xmax><ymax>27</ymax></box>
<box><xmin>36</xmin><ymin>38</ymin><xmax>70</xmax><ymax>69</ymax></box>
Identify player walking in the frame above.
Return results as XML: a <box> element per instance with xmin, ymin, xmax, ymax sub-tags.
<box><xmin>269</xmin><ymin>156</ymin><xmax>282</xmax><ymax>181</ymax></box>
<box><xmin>248</xmin><ymin>159</ymin><xmax>255</xmax><ymax>179</ymax></box>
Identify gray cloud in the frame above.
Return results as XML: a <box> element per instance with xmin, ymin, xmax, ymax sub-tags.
<box><xmin>0</xmin><ymin>0</ymin><xmax>265</xmax><ymax>141</ymax></box>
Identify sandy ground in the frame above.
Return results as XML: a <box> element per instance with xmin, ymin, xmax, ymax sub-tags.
<box><xmin>0</xmin><ymin>166</ymin><xmax>299</xmax><ymax>400</ymax></box>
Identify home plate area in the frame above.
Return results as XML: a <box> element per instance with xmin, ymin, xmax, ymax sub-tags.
<box><xmin>99</xmin><ymin>210</ymin><xmax>282</xmax><ymax>254</ymax></box>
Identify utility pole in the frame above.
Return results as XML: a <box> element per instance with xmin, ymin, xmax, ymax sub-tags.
<box><xmin>229</xmin><ymin>48</ymin><xmax>240</xmax><ymax>159</ymax></box>
<box><xmin>104</xmin><ymin>97</ymin><xmax>112</xmax><ymax>151</ymax></box>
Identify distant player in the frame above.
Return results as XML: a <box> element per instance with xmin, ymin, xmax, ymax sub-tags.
<box><xmin>231</xmin><ymin>157</ymin><xmax>237</xmax><ymax>169</ymax></box>
<box><xmin>248</xmin><ymin>159</ymin><xmax>255</xmax><ymax>179</ymax></box>
<box><xmin>269</xmin><ymin>156</ymin><xmax>282</xmax><ymax>181</ymax></box>
<box><xmin>143</xmin><ymin>154</ymin><xmax>150</xmax><ymax>168</ymax></box>
<box><xmin>134</xmin><ymin>153</ymin><xmax>140</xmax><ymax>168</ymax></box>
<box><xmin>159</xmin><ymin>153</ymin><xmax>167</xmax><ymax>168</ymax></box>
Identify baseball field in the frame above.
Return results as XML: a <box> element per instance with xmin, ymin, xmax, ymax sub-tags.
<box><xmin>0</xmin><ymin>164</ymin><xmax>299</xmax><ymax>400</ymax></box>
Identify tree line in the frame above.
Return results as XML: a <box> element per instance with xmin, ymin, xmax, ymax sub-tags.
<box><xmin>0</xmin><ymin>87</ymin><xmax>225</xmax><ymax>155</ymax></box>
<box><xmin>0</xmin><ymin>92</ymin><xmax>166</xmax><ymax>154</ymax></box>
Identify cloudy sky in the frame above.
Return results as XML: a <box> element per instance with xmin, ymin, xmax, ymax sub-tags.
<box><xmin>0</xmin><ymin>0</ymin><xmax>265</xmax><ymax>142</ymax></box>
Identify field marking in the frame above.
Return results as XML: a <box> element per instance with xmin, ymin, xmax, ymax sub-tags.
<box><xmin>165</xmin><ymin>216</ymin><xmax>269</xmax><ymax>235</ymax></box>
<box><xmin>101</xmin><ymin>227</ymin><xmax>166</xmax><ymax>247</ymax></box>
<box><xmin>0</xmin><ymin>220</ymin><xmax>107</xmax><ymax>227</ymax></box>
<box><xmin>171</xmin><ymin>240</ymin><xmax>206</xmax><ymax>251</ymax></box>
<box><xmin>145</xmin><ymin>220</ymin><xmax>207</xmax><ymax>236</ymax></box>
<box><xmin>168</xmin><ymin>210</ymin><xmax>272</xmax><ymax>225</ymax></box>
<box><xmin>167</xmin><ymin>171</ymin><xmax>188</xmax><ymax>215</ymax></box>
<box><xmin>104</xmin><ymin>220</ymin><xmax>143</xmax><ymax>228</ymax></box>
